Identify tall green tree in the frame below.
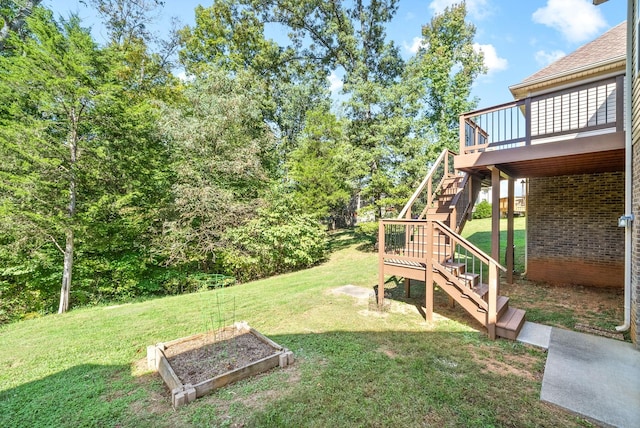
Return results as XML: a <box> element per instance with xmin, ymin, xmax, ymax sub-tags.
<box><xmin>405</xmin><ymin>2</ymin><xmax>485</xmax><ymax>155</ymax></box>
<box><xmin>0</xmin><ymin>0</ymin><xmax>42</xmax><ymax>49</ymax></box>
<box><xmin>252</xmin><ymin>0</ymin><xmax>408</xmax><ymax>218</ymax></box>
<box><xmin>179</xmin><ymin>0</ymin><xmax>330</xmax><ymax>162</ymax></box>
<box><xmin>288</xmin><ymin>108</ymin><xmax>352</xmax><ymax>224</ymax></box>
<box><xmin>0</xmin><ymin>8</ymin><xmax>110</xmax><ymax>313</ymax></box>
<box><xmin>155</xmin><ymin>69</ymin><xmax>275</xmax><ymax>270</ymax></box>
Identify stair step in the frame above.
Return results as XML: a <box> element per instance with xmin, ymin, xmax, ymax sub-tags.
<box><xmin>473</xmin><ymin>283</ymin><xmax>489</xmax><ymax>299</ymax></box>
<box><xmin>459</xmin><ymin>272</ymin><xmax>479</xmax><ymax>287</ymax></box>
<box><xmin>496</xmin><ymin>295</ymin><xmax>509</xmax><ymax>320</ymax></box>
<box><xmin>496</xmin><ymin>308</ymin><xmax>526</xmax><ymax>340</ymax></box>
<box><xmin>442</xmin><ymin>261</ymin><xmax>465</xmax><ymax>276</ymax></box>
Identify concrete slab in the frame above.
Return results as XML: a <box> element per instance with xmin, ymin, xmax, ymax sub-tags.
<box><xmin>541</xmin><ymin>328</ymin><xmax>640</xmax><ymax>428</ymax></box>
<box><xmin>332</xmin><ymin>285</ymin><xmax>373</xmax><ymax>300</ymax></box>
<box><xmin>517</xmin><ymin>321</ymin><xmax>551</xmax><ymax>349</ymax></box>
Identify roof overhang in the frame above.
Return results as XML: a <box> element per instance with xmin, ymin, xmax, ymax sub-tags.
<box><xmin>593</xmin><ymin>0</ymin><xmax>609</xmax><ymax>4</ymax></box>
<box><xmin>509</xmin><ymin>56</ymin><xmax>625</xmax><ymax>100</ymax></box>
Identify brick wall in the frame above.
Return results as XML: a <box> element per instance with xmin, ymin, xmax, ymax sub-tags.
<box><xmin>527</xmin><ymin>172</ymin><xmax>624</xmax><ymax>288</ymax></box>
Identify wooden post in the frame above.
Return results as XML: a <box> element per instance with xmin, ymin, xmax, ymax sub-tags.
<box><xmin>506</xmin><ymin>177</ymin><xmax>515</xmax><ymax>284</ymax></box>
<box><xmin>459</xmin><ymin>115</ymin><xmax>466</xmax><ymax>155</ymax></box>
<box><xmin>444</xmin><ymin>150</ymin><xmax>450</xmax><ymax>176</ymax></box>
<box><xmin>425</xmin><ymin>221</ymin><xmax>434</xmax><ymax>322</ymax></box>
<box><xmin>378</xmin><ymin>221</ymin><xmax>385</xmax><ymax>309</ymax></box>
<box><xmin>616</xmin><ymin>75</ymin><xmax>624</xmax><ymax>133</ymax></box>
<box><xmin>487</xmin><ymin>263</ymin><xmax>498</xmax><ymax>340</ymax></box>
<box><xmin>491</xmin><ymin>167</ymin><xmax>500</xmax><ymax>263</ymax></box>
<box><xmin>525</xmin><ymin>98</ymin><xmax>532</xmax><ymax>146</ymax></box>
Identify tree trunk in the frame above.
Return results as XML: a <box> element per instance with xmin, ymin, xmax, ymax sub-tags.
<box><xmin>58</xmin><ymin>228</ymin><xmax>74</xmax><ymax>313</ymax></box>
<box><xmin>58</xmin><ymin>108</ymin><xmax>78</xmax><ymax>314</ymax></box>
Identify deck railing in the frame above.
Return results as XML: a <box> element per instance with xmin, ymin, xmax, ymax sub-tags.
<box><xmin>460</xmin><ymin>76</ymin><xmax>625</xmax><ymax>155</ymax></box>
<box><xmin>378</xmin><ymin>219</ymin><xmax>505</xmax><ymax>338</ymax></box>
<box><xmin>397</xmin><ymin>148</ymin><xmax>457</xmax><ymax>220</ymax></box>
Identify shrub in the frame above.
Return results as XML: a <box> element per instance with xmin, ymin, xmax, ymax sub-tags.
<box><xmin>473</xmin><ymin>200</ymin><xmax>492</xmax><ymax>219</ymax></box>
<box><xmin>220</xmin><ymin>194</ymin><xmax>328</xmax><ymax>282</ymax></box>
<box><xmin>355</xmin><ymin>221</ymin><xmax>379</xmax><ymax>243</ymax></box>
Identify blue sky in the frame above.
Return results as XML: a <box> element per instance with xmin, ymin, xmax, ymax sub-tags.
<box><xmin>45</xmin><ymin>0</ymin><xmax>626</xmax><ymax>109</ymax></box>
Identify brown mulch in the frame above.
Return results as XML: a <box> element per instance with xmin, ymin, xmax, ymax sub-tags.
<box><xmin>163</xmin><ymin>331</ymin><xmax>278</xmax><ymax>386</ymax></box>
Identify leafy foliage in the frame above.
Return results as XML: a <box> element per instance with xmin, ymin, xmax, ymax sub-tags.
<box><xmin>0</xmin><ymin>1</ymin><xmax>487</xmax><ymax>322</ymax></box>
<box><xmin>221</xmin><ymin>192</ymin><xmax>328</xmax><ymax>282</ymax></box>
<box><xmin>155</xmin><ymin>69</ymin><xmax>274</xmax><ymax>271</ymax></box>
<box><xmin>473</xmin><ymin>201</ymin><xmax>492</xmax><ymax>219</ymax></box>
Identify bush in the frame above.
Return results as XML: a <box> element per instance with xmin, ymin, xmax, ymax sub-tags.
<box><xmin>220</xmin><ymin>194</ymin><xmax>328</xmax><ymax>282</ymax></box>
<box><xmin>355</xmin><ymin>221</ymin><xmax>379</xmax><ymax>243</ymax></box>
<box><xmin>473</xmin><ymin>200</ymin><xmax>492</xmax><ymax>219</ymax></box>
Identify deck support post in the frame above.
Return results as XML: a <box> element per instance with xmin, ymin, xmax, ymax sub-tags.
<box><xmin>488</xmin><ymin>264</ymin><xmax>498</xmax><ymax>340</ymax></box>
<box><xmin>404</xmin><ymin>278</ymin><xmax>411</xmax><ymax>298</ymax></box>
<box><xmin>506</xmin><ymin>176</ymin><xmax>515</xmax><ymax>284</ymax></box>
<box><xmin>490</xmin><ymin>167</ymin><xmax>501</xmax><ymax>263</ymax></box>
<box><xmin>425</xmin><ymin>221</ymin><xmax>434</xmax><ymax>322</ymax></box>
<box><xmin>378</xmin><ymin>220</ymin><xmax>385</xmax><ymax>309</ymax></box>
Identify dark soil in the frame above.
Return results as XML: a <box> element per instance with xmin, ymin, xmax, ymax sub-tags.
<box><xmin>164</xmin><ymin>331</ymin><xmax>278</xmax><ymax>386</ymax></box>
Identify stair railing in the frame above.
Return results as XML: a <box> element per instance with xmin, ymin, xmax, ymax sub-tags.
<box><xmin>431</xmin><ymin>220</ymin><xmax>506</xmax><ymax>339</ymax></box>
<box><xmin>378</xmin><ymin>218</ymin><xmax>506</xmax><ymax>339</ymax></box>
<box><xmin>397</xmin><ymin>149</ymin><xmax>456</xmax><ymax>220</ymax></box>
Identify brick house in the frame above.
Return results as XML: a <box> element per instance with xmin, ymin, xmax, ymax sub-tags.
<box><xmin>378</xmin><ymin>18</ymin><xmax>635</xmax><ymax>342</ymax></box>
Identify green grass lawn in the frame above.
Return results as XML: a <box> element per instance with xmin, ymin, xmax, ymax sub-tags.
<box><xmin>0</xmin><ymin>228</ymin><xmax>596</xmax><ymax>427</ymax></box>
<box><xmin>462</xmin><ymin>216</ymin><xmax>526</xmax><ymax>272</ymax></box>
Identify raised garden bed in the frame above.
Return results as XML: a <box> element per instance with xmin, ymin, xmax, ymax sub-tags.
<box><xmin>147</xmin><ymin>321</ymin><xmax>294</xmax><ymax>408</ymax></box>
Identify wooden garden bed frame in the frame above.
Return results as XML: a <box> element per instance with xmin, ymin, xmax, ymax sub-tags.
<box><xmin>147</xmin><ymin>321</ymin><xmax>294</xmax><ymax>408</ymax></box>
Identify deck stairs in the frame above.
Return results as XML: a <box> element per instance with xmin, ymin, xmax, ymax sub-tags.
<box><xmin>379</xmin><ymin>149</ymin><xmax>525</xmax><ymax>340</ymax></box>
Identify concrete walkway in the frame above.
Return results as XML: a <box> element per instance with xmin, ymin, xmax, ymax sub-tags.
<box><xmin>535</xmin><ymin>327</ymin><xmax>640</xmax><ymax>427</ymax></box>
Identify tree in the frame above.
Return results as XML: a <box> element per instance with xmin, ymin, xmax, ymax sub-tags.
<box><xmin>155</xmin><ymin>69</ymin><xmax>275</xmax><ymax>270</ymax></box>
<box><xmin>88</xmin><ymin>0</ymin><xmax>165</xmax><ymax>46</ymax></box>
<box><xmin>0</xmin><ymin>0</ymin><xmax>42</xmax><ymax>49</ymax></box>
<box><xmin>179</xmin><ymin>0</ymin><xmax>330</xmax><ymax>162</ymax></box>
<box><xmin>405</xmin><ymin>2</ymin><xmax>485</xmax><ymax>154</ymax></box>
<box><xmin>0</xmin><ymin>8</ymin><xmax>110</xmax><ymax>313</ymax></box>
<box><xmin>251</xmin><ymin>0</ymin><xmax>408</xmax><ymax>218</ymax></box>
<box><xmin>288</xmin><ymin>108</ymin><xmax>352</xmax><ymax>224</ymax></box>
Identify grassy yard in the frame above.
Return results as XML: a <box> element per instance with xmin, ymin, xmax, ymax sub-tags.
<box><xmin>1</xmin><ymin>228</ymin><xmax>608</xmax><ymax>427</ymax></box>
<box><xmin>462</xmin><ymin>216</ymin><xmax>526</xmax><ymax>272</ymax></box>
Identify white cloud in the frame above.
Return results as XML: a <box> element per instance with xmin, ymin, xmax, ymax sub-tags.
<box><xmin>429</xmin><ymin>0</ymin><xmax>490</xmax><ymax>20</ymax></box>
<box><xmin>473</xmin><ymin>43</ymin><xmax>508</xmax><ymax>75</ymax></box>
<box><xmin>535</xmin><ymin>49</ymin><xmax>566</xmax><ymax>66</ymax></box>
<box><xmin>532</xmin><ymin>0</ymin><xmax>607</xmax><ymax>44</ymax></box>
<box><xmin>404</xmin><ymin>37</ymin><xmax>427</xmax><ymax>54</ymax></box>
<box><xmin>327</xmin><ymin>71</ymin><xmax>343</xmax><ymax>92</ymax></box>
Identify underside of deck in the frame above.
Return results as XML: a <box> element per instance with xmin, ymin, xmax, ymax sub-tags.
<box><xmin>455</xmin><ymin>131</ymin><xmax>624</xmax><ymax>179</ymax></box>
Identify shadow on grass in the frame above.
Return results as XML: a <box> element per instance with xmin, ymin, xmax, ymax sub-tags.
<box><xmin>326</xmin><ymin>228</ymin><xmax>374</xmax><ymax>253</ymax></box>
<box><xmin>0</xmin><ymin>362</ymin><xmax>164</xmax><ymax>427</ymax></box>
<box><xmin>372</xmin><ymin>276</ymin><xmax>489</xmax><ymax>334</ymax></box>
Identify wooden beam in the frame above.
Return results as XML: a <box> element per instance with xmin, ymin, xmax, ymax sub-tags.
<box><xmin>490</xmin><ymin>167</ymin><xmax>500</xmax><ymax>262</ymax></box>
<box><xmin>425</xmin><ymin>222</ymin><xmax>434</xmax><ymax>322</ymax></box>
<box><xmin>506</xmin><ymin>177</ymin><xmax>515</xmax><ymax>284</ymax></box>
<box><xmin>378</xmin><ymin>221</ymin><xmax>385</xmax><ymax>309</ymax></box>
<box><xmin>454</xmin><ymin>131</ymin><xmax>624</xmax><ymax>170</ymax></box>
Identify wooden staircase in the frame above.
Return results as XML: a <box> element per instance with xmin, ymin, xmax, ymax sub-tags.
<box><xmin>379</xmin><ymin>149</ymin><xmax>526</xmax><ymax>340</ymax></box>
